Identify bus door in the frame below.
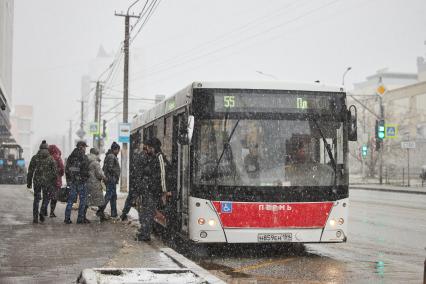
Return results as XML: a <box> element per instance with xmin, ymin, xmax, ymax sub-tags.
<box><xmin>176</xmin><ymin>114</ymin><xmax>190</xmax><ymax>234</ymax></box>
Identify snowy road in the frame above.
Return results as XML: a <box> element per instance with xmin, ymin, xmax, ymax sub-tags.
<box><xmin>191</xmin><ymin>189</ymin><xmax>426</xmax><ymax>283</ymax></box>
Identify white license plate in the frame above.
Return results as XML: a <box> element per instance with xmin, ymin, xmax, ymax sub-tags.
<box><xmin>258</xmin><ymin>233</ymin><xmax>292</xmax><ymax>242</ymax></box>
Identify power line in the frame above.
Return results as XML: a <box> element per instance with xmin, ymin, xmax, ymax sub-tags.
<box><xmin>125</xmin><ymin>0</ymin><xmax>342</xmax><ymax>84</ymax></box>
<box><xmin>130</xmin><ymin>0</ymin><xmax>161</xmax><ymax>45</ymax></box>
<box><xmin>128</xmin><ymin>0</ymin><xmax>306</xmax><ymax>78</ymax></box>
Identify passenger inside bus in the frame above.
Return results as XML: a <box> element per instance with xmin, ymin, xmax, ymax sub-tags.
<box><xmin>243</xmin><ymin>143</ymin><xmax>260</xmax><ymax>179</ymax></box>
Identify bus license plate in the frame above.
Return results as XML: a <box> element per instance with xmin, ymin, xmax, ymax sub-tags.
<box><xmin>258</xmin><ymin>233</ymin><xmax>292</xmax><ymax>242</ymax></box>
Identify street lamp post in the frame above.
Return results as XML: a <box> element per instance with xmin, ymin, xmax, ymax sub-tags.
<box><xmin>342</xmin><ymin>67</ymin><xmax>352</xmax><ymax>86</ymax></box>
<box><xmin>256</xmin><ymin>70</ymin><xmax>279</xmax><ymax>80</ymax></box>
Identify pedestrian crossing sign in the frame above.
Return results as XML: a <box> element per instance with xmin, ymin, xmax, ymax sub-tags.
<box><xmin>221</xmin><ymin>202</ymin><xmax>232</xmax><ymax>213</ymax></box>
<box><xmin>385</xmin><ymin>124</ymin><xmax>398</xmax><ymax>139</ymax></box>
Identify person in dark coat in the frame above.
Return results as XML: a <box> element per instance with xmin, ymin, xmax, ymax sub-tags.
<box><xmin>27</xmin><ymin>140</ymin><xmax>58</xmax><ymax>223</ymax></box>
<box><xmin>64</xmin><ymin>141</ymin><xmax>90</xmax><ymax>224</ymax></box>
<box><xmin>97</xmin><ymin>142</ymin><xmax>121</xmax><ymax>219</ymax></box>
<box><xmin>42</xmin><ymin>144</ymin><xmax>65</xmax><ymax>217</ymax></box>
<box><xmin>136</xmin><ymin>137</ymin><xmax>169</xmax><ymax>241</ymax></box>
<box><xmin>120</xmin><ymin>143</ymin><xmax>148</xmax><ymax>221</ymax></box>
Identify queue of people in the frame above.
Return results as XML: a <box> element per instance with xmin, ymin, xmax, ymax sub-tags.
<box><xmin>27</xmin><ymin>137</ymin><xmax>167</xmax><ymax>242</ymax></box>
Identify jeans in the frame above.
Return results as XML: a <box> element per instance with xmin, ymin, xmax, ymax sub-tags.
<box><xmin>121</xmin><ymin>189</ymin><xmax>138</xmax><ymax>216</ymax></box>
<box><xmin>102</xmin><ymin>183</ymin><xmax>117</xmax><ymax>217</ymax></box>
<box><xmin>64</xmin><ymin>183</ymin><xmax>87</xmax><ymax>221</ymax></box>
<box><xmin>33</xmin><ymin>185</ymin><xmax>49</xmax><ymax>218</ymax></box>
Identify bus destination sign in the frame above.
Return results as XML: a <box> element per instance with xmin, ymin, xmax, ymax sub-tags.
<box><xmin>214</xmin><ymin>92</ymin><xmax>337</xmax><ymax>113</ymax></box>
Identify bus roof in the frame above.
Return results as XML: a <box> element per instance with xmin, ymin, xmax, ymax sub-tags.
<box><xmin>192</xmin><ymin>81</ymin><xmax>344</xmax><ymax>93</ymax></box>
<box><xmin>131</xmin><ymin>81</ymin><xmax>345</xmax><ymax>131</ymax></box>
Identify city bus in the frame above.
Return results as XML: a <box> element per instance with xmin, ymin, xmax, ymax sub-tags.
<box><xmin>130</xmin><ymin>81</ymin><xmax>357</xmax><ymax>244</ymax></box>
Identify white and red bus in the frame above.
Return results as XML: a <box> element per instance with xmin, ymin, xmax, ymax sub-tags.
<box><xmin>130</xmin><ymin>81</ymin><xmax>357</xmax><ymax>244</ymax></box>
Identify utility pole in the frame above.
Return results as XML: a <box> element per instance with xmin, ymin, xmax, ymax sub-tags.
<box><xmin>93</xmin><ymin>81</ymin><xmax>103</xmax><ymax>150</ymax></box>
<box><xmin>379</xmin><ymin>97</ymin><xmax>384</xmax><ymax>185</ymax></box>
<box><xmin>93</xmin><ymin>81</ymin><xmax>100</xmax><ymax>149</ymax></box>
<box><xmin>115</xmin><ymin>4</ymin><xmax>140</xmax><ymax>192</ymax></box>
<box><xmin>68</xmin><ymin>120</ymin><xmax>73</xmax><ymax>156</ymax></box>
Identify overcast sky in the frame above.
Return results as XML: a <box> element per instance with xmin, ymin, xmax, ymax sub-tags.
<box><xmin>12</xmin><ymin>0</ymin><xmax>426</xmax><ymax>143</ymax></box>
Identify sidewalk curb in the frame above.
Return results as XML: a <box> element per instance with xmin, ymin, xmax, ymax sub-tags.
<box><xmin>77</xmin><ymin>248</ymin><xmax>225</xmax><ymax>284</ymax></box>
<box><xmin>351</xmin><ymin>186</ymin><xmax>426</xmax><ymax>195</ymax></box>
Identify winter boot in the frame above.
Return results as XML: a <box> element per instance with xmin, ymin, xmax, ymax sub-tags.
<box><xmin>39</xmin><ymin>214</ymin><xmax>45</xmax><ymax>223</ymax></box>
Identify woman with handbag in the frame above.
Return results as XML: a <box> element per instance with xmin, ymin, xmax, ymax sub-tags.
<box><xmin>85</xmin><ymin>148</ymin><xmax>106</xmax><ymax>222</ymax></box>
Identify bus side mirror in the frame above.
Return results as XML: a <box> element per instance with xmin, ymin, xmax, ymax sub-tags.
<box><xmin>348</xmin><ymin>105</ymin><xmax>357</xmax><ymax>141</ymax></box>
<box><xmin>178</xmin><ymin>115</ymin><xmax>195</xmax><ymax>145</ymax></box>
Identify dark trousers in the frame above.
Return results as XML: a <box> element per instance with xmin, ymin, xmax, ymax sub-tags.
<box><xmin>137</xmin><ymin>192</ymin><xmax>158</xmax><ymax>240</ymax></box>
<box><xmin>64</xmin><ymin>183</ymin><xmax>87</xmax><ymax>222</ymax></box>
<box><xmin>41</xmin><ymin>186</ymin><xmax>58</xmax><ymax>215</ymax></box>
<box><xmin>122</xmin><ymin>189</ymin><xmax>138</xmax><ymax>216</ymax></box>
<box><xmin>101</xmin><ymin>182</ymin><xmax>117</xmax><ymax>217</ymax></box>
<box><xmin>33</xmin><ymin>185</ymin><xmax>49</xmax><ymax>219</ymax></box>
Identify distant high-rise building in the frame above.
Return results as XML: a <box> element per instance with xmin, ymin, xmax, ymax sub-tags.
<box><xmin>0</xmin><ymin>0</ymin><xmax>14</xmax><ymax>141</ymax></box>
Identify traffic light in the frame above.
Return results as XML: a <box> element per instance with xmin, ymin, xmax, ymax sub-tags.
<box><xmin>376</xmin><ymin>119</ymin><xmax>385</xmax><ymax>141</ymax></box>
<box><xmin>361</xmin><ymin>145</ymin><xmax>368</xmax><ymax>158</ymax></box>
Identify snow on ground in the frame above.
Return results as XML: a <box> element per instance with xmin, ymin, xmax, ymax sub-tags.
<box><xmin>95</xmin><ymin>269</ymin><xmax>204</xmax><ymax>284</ymax></box>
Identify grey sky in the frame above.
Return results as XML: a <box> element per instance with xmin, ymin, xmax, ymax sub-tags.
<box><xmin>12</xmin><ymin>0</ymin><xmax>426</xmax><ymax>142</ymax></box>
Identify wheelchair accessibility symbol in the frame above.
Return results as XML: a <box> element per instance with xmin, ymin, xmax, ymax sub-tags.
<box><xmin>221</xmin><ymin>202</ymin><xmax>232</xmax><ymax>213</ymax></box>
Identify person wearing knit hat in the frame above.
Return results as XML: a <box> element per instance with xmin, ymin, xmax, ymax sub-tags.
<box><xmin>39</xmin><ymin>140</ymin><xmax>48</xmax><ymax>150</ymax></box>
<box><xmin>27</xmin><ymin>140</ymin><xmax>58</xmax><ymax>223</ymax></box>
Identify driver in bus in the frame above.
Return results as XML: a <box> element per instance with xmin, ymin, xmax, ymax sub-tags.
<box><xmin>285</xmin><ymin>140</ymin><xmax>334</xmax><ymax>186</ymax></box>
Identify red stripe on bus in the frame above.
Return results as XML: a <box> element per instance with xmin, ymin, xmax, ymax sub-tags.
<box><xmin>212</xmin><ymin>201</ymin><xmax>333</xmax><ymax>228</ymax></box>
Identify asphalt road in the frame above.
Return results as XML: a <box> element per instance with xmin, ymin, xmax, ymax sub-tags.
<box><xmin>1</xmin><ymin>184</ymin><xmax>425</xmax><ymax>283</ymax></box>
<box><xmin>191</xmin><ymin>188</ymin><xmax>426</xmax><ymax>283</ymax></box>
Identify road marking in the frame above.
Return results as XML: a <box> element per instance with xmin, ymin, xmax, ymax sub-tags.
<box><xmin>233</xmin><ymin>257</ymin><xmax>295</xmax><ymax>273</ymax></box>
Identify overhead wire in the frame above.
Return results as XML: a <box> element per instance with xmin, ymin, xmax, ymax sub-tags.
<box><xmin>128</xmin><ymin>0</ymin><xmax>307</xmax><ymax>79</ymax></box>
<box><xmin>126</xmin><ymin>0</ymin><xmax>342</xmax><ymax>85</ymax></box>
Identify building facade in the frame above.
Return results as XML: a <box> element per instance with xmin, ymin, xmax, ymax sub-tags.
<box><xmin>0</xmin><ymin>0</ymin><xmax>14</xmax><ymax>141</ymax></box>
<box><xmin>349</xmin><ymin>55</ymin><xmax>426</xmax><ymax>183</ymax></box>
<box><xmin>10</xmin><ymin>105</ymin><xmax>33</xmax><ymax>163</ymax></box>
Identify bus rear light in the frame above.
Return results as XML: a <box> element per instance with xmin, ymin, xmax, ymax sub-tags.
<box><xmin>208</xmin><ymin>219</ymin><xmax>216</xmax><ymax>226</ymax></box>
<box><xmin>198</xmin><ymin>218</ymin><xmax>205</xmax><ymax>225</ymax></box>
<box><xmin>200</xmin><ymin>231</ymin><xmax>208</xmax><ymax>238</ymax></box>
<box><xmin>338</xmin><ymin>218</ymin><xmax>344</xmax><ymax>225</ymax></box>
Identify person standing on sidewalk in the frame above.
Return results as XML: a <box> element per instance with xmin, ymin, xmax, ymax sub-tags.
<box><xmin>64</xmin><ymin>141</ymin><xmax>90</xmax><ymax>224</ymax></box>
<box><xmin>86</xmin><ymin>148</ymin><xmax>106</xmax><ymax>222</ymax></box>
<box><xmin>97</xmin><ymin>142</ymin><xmax>121</xmax><ymax>220</ymax></box>
<box><xmin>120</xmin><ymin>143</ymin><xmax>148</xmax><ymax>221</ymax></box>
<box><xmin>41</xmin><ymin>144</ymin><xmax>64</xmax><ymax>218</ymax></box>
<box><xmin>136</xmin><ymin>137</ymin><xmax>169</xmax><ymax>241</ymax></box>
<box><xmin>27</xmin><ymin>140</ymin><xmax>58</xmax><ymax>223</ymax></box>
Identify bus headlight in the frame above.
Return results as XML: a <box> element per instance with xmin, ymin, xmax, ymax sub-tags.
<box><xmin>329</xmin><ymin>219</ymin><xmax>336</xmax><ymax>226</ymax></box>
<box><xmin>200</xmin><ymin>231</ymin><xmax>208</xmax><ymax>238</ymax></box>
<box><xmin>336</xmin><ymin>230</ymin><xmax>342</xmax><ymax>238</ymax></box>
<box><xmin>338</xmin><ymin>218</ymin><xmax>344</xmax><ymax>225</ymax></box>
<box><xmin>208</xmin><ymin>219</ymin><xmax>216</xmax><ymax>226</ymax></box>
<box><xmin>198</xmin><ymin>218</ymin><xmax>205</xmax><ymax>225</ymax></box>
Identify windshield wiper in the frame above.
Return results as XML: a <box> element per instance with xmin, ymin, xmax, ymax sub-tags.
<box><xmin>313</xmin><ymin>119</ymin><xmax>337</xmax><ymax>175</ymax></box>
<box><xmin>213</xmin><ymin>118</ymin><xmax>241</xmax><ymax>185</ymax></box>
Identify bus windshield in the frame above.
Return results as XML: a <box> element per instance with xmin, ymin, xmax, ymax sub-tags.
<box><xmin>194</xmin><ymin>119</ymin><xmax>346</xmax><ymax>187</ymax></box>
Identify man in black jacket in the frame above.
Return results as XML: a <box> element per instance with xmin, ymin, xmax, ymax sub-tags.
<box><xmin>97</xmin><ymin>142</ymin><xmax>121</xmax><ymax>219</ymax></box>
<box><xmin>27</xmin><ymin>140</ymin><xmax>57</xmax><ymax>223</ymax></box>
<box><xmin>64</xmin><ymin>141</ymin><xmax>89</xmax><ymax>224</ymax></box>
<box><xmin>136</xmin><ymin>137</ymin><xmax>168</xmax><ymax>241</ymax></box>
<box><xmin>120</xmin><ymin>143</ymin><xmax>148</xmax><ymax>221</ymax></box>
